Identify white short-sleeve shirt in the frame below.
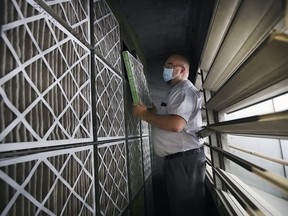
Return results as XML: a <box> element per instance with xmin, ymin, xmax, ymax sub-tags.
<box><xmin>151</xmin><ymin>80</ymin><xmax>203</xmax><ymax>157</ymax></box>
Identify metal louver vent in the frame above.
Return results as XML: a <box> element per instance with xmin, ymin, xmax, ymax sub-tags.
<box><xmin>202</xmin><ymin>0</ymin><xmax>283</xmax><ymax>92</ymax></box>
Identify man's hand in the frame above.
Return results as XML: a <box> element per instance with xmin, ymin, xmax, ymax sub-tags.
<box><xmin>132</xmin><ymin>104</ymin><xmax>147</xmax><ymax>119</ymax></box>
<box><xmin>151</xmin><ymin>103</ymin><xmax>157</xmax><ymax>113</ymax></box>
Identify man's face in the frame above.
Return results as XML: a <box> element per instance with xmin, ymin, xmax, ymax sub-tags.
<box><xmin>165</xmin><ymin>57</ymin><xmax>183</xmax><ymax>76</ymax></box>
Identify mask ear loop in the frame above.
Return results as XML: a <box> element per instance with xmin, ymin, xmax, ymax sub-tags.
<box><xmin>171</xmin><ymin>73</ymin><xmax>181</xmax><ymax>80</ymax></box>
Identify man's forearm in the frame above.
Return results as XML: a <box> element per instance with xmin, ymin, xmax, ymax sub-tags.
<box><xmin>140</xmin><ymin>110</ymin><xmax>186</xmax><ymax>132</ymax></box>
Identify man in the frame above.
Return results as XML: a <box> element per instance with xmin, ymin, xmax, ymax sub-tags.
<box><xmin>133</xmin><ymin>54</ymin><xmax>206</xmax><ymax>216</ymax></box>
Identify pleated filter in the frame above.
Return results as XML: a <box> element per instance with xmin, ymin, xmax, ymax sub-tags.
<box><xmin>0</xmin><ymin>0</ymin><xmax>93</xmax><ymax>151</ymax></box>
<box><xmin>142</xmin><ymin>137</ymin><xmax>152</xmax><ymax>180</ymax></box>
<box><xmin>0</xmin><ymin>1</ymin><xmax>152</xmax><ymax>216</ymax></box>
<box><xmin>122</xmin><ymin>51</ymin><xmax>153</xmax><ymax>108</ymax></box>
<box><xmin>97</xmin><ymin>141</ymin><xmax>129</xmax><ymax>216</ymax></box>
<box><xmin>94</xmin><ymin>55</ymin><xmax>125</xmax><ymax>141</ymax></box>
<box><xmin>93</xmin><ymin>0</ymin><xmax>122</xmax><ymax>73</ymax></box>
<box><xmin>128</xmin><ymin>138</ymin><xmax>143</xmax><ymax>199</ymax></box>
<box><xmin>0</xmin><ymin>145</ymin><xmax>96</xmax><ymax>215</ymax></box>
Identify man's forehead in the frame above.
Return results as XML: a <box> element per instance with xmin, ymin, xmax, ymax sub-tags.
<box><xmin>166</xmin><ymin>56</ymin><xmax>180</xmax><ymax>64</ymax></box>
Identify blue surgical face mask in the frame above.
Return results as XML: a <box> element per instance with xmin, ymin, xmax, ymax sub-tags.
<box><xmin>163</xmin><ymin>67</ymin><xmax>173</xmax><ymax>82</ymax></box>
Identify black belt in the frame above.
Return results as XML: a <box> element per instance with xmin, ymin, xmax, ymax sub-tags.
<box><xmin>164</xmin><ymin>146</ymin><xmax>203</xmax><ymax>160</ymax></box>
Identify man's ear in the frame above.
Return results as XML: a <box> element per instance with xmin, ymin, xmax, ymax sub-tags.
<box><xmin>180</xmin><ymin>66</ymin><xmax>185</xmax><ymax>74</ymax></box>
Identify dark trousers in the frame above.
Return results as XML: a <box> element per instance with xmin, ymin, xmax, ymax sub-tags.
<box><xmin>164</xmin><ymin>147</ymin><xmax>206</xmax><ymax>216</ymax></box>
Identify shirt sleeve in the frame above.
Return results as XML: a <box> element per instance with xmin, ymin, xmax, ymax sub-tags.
<box><xmin>167</xmin><ymin>88</ymin><xmax>196</xmax><ymax>122</ymax></box>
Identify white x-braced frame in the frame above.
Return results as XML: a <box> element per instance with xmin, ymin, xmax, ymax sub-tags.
<box><xmin>125</xmin><ymin>81</ymin><xmax>141</xmax><ymax>137</ymax></box>
<box><xmin>43</xmin><ymin>0</ymin><xmax>91</xmax><ymax>44</ymax></box>
<box><xmin>93</xmin><ymin>0</ymin><xmax>122</xmax><ymax>73</ymax></box>
<box><xmin>97</xmin><ymin>141</ymin><xmax>129</xmax><ymax>216</ymax></box>
<box><xmin>0</xmin><ymin>0</ymin><xmax>93</xmax><ymax>152</ymax></box>
<box><xmin>127</xmin><ymin>138</ymin><xmax>143</xmax><ymax>198</ymax></box>
<box><xmin>142</xmin><ymin>136</ymin><xmax>152</xmax><ymax>180</ymax></box>
<box><xmin>0</xmin><ymin>1</ymin><xmax>152</xmax><ymax>216</ymax></box>
<box><xmin>95</xmin><ymin>55</ymin><xmax>125</xmax><ymax>140</ymax></box>
<box><xmin>142</xmin><ymin>120</ymin><xmax>149</xmax><ymax>136</ymax></box>
<box><xmin>0</xmin><ymin>145</ymin><xmax>96</xmax><ymax>216</ymax></box>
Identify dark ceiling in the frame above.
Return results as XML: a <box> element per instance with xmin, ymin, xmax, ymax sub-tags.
<box><xmin>109</xmin><ymin>0</ymin><xmax>215</xmax><ymax>81</ymax></box>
